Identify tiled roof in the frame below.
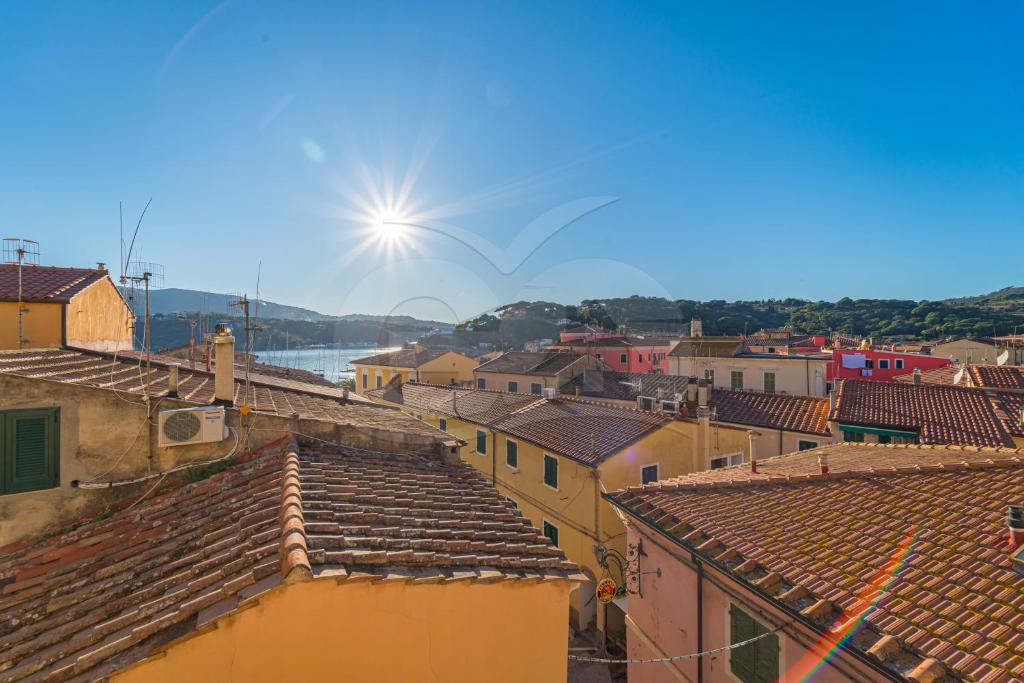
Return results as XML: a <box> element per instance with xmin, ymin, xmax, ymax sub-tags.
<box><xmin>552</xmin><ymin>336</ymin><xmax>678</xmax><ymax>349</ymax></box>
<box><xmin>893</xmin><ymin>365</ymin><xmax>970</xmax><ymax>387</ymax></box>
<box><xmin>350</xmin><ymin>348</ymin><xmax>450</xmax><ymax>368</ymax></box>
<box><xmin>668</xmin><ymin>337</ymin><xmax>744</xmax><ymax>358</ymax></box>
<box><xmin>832</xmin><ymin>379</ymin><xmax>1015</xmax><ymax>447</ymax></box>
<box><xmin>970</xmin><ymin>365</ymin><xmax>1024</xmax><ymax>390</ymax></box>
<box><xmin>608</xmin><ymin>444</ymin><xmax>1024</xmax><ymax>682</ymax></box>
<box><xmin>0</xmin><ymin>348</ymin><xmax>443</xmax><ymax>440</ymax></box>
<box><xmin>0</xmin><ymin>439</ymin><xmax>580</xmax><ymax>681</ymax></box>
<box><xmin>0</xmin><ymin>265</ymin><xmax>109</xmax><ymax>303</ymax></box>
<box><xmin>369</xmin><ymin>382</ymin><xmax>670</xmax><ymax>467</ymax></box>
<box><xmin>560</xmin><ymin>370</ymin><xmax>689</xmax><ymax>402</ymax></box>
<box><xmin>474</xmin><ymin>351</ymin><xmax>587</xmax><ymax>376</ymax></box>
<box><xmin>711</xmin><ymin>389</ymin><xmax>831</xmax><ymax>436</ymax></box>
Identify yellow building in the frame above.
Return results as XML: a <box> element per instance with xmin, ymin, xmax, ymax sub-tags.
<box><xmin>0</xmin><ymin>264</ymin><xmax>133</xmax><ymax>351</ymax></box>
<box><xmin>367</xmin><ymin>380</ymin><xmax>753</xmax><ymax>648</ymax></box>
<box><xmin>473</xmin><ymin>349</ymin><xmax>598</xmax><ymax>394</ymax></box>
<box><xmin>669</xmin><ymin>347</ymin><xmax>831</xmax><ymax>396</ymax></box>
<box><xmin>352</xmin><ymin>347</ymin><xmax>477</xmax><ymax>391</ymax></box>
<box><xmin>0</xmin><ymin>440</ymin><xmax>582</xmax><ymax>682</ymax></box>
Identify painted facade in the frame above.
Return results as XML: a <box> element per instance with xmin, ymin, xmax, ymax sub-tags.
<box><xmin>828</xmin><ymin>348</ymin><xmax>951</xmax><ymax>383</ymax></box>
<box><xmin>353</xmin><ymin>350</ymin><xmax>477</xmax><ymax>392</ymax></box>
<box><xmin>669</xmin><ymin>354</ymin><xmax>831</xmax><ymax>397</ymax></box>
<box><xmin>553</xmin><ymin>338</ymin><xmax>676</xmax><ymax>374</ymax></box>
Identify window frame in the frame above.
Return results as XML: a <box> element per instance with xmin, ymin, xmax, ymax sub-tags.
<box><xmin>731</xmin><ymin>370</ymin><xmax>744</xmax><ymax>391</ymax></box>
<box><xmin>877</xmin><ymin>359</ymin><xmax>890</xmax><ymax>370</ymax></box>
<box><xmin>542</xmin><ymin>454</ymin><xmax>559</xmax><ymax>490</ymax></box>
<box><xmin>641</xmin><ymin>463</ymin><xmax>659</xmax><ymax>485</ymax></box>
<box><xmin>728</xmin><ymin>602</ymin><xmax>780</xmax><ymax>683</ymax></box>
<box><xmin>1</xmin><ymin>407</ymin><xmax>61</xmax><ymax>495</ymax></box>
<box><xmin>763</xmin><ymin>372</ymin><xmax>776</xmax><ymax>395</ymax></box>
<box><xmin>542</xmin><ymin>519</ymin><xmax>559</xmax><ymax>547</ymax></box>
<box><xmin>619</xmin><ymin>353</ymin><xmax>627</xmax><ymax>364</ymax></box>
<box><xmin>361</xmin><ymin>372</ymin><xmax>368</xmax><ymax>389</ymax></box>
<box><xmin>530</xmin><ymin>382</ymin><xmax>543</xmax><ymax>395</ymax></box>
<box><xmin>505</xmin><ymin>439</ymin><xmax>519</xmax><ymax>470</ymax></box>
<box><xmin>797</xmin><ymin>439</ymin><xmax>818</xmax><ymax>451</ymax></box>
<box><xmin>476</xmin><ymin>377</ymin><xmax>486</xmax><ymax>389</ymax></box>
<box><xmin>438</xmin><ymin>418</ymin><xmax>447</xmax><ymax>432</ymax></box>
<box><xmin>475</xmin><ymin>429</ymin><xmax>487</xmax><ymax>454</ymax></box>
<box><xmin>894</xmin><ymin>358</ymin><xmax>904</xmax><ymax>369</ymax></box>
<box><xmin>375</xmin><ymin>373</ymin><xmax>383</xmax><ymax>389</ymax></box>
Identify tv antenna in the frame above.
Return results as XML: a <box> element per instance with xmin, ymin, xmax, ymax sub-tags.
<box><xmin>3</xmin><ymin>238</ymin><xmax>40</xmax><ymax>349</ymax></box>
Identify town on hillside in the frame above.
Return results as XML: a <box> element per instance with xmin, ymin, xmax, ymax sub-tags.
<box><xmin>1</xmin><ymin>260</ymin><xmax>1022</xmax><ymax>682</ymax></box>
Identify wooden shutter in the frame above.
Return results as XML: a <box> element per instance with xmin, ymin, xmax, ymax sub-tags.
<box><xmin>729</xmin><ymin>604</ymin><xmax>779</xmax><ymax>683</ymax></box>
<box><xmin>506</xmin><ymin>441</ymin><xmax>517</xmax><ymax>468</ymax></box>
<box><xmin>4</xmin><ymin>409</ymin><xmax>59</xmax><ymax>494</ymax></box>
<box><xmin>544</xmin><ymin>455</ymin><xmax>558</xmax><ymax>488</ymax></box>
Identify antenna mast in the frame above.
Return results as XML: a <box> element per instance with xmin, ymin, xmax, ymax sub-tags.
<box><xmin>3</xmin><ymin>238</ymin><xmax>40</xmax><ymax>349</ymax></box>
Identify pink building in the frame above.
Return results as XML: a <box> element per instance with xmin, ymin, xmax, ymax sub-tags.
<box><xmin>550</xmin><ymin>335</ymin><xmax>676</xmax><ymax>373</ymax></box>
<box><xmin>828</xmin><ymin>348</ymin><xmax>951</xmax><ymax>383</ymax></box>
<box><xmin>558</xmin><ymin>324</ymin><xmax>624</xmax><ymax>343</ymax></box>
<box><xmin>606</xmin><ymin>443</ymin><xmax>1024</xmax><ymax>683</ymax></box>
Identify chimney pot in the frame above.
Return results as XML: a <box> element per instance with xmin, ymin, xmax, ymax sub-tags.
<box><xmin>1009</xmin><ymin>505</ymin><xmax>1024</xmax><ymax>553</ymax></box>
<box><xmin>818</xmin><ymin>452</ymin><xmax>829</xmax><ymax>475</ymax></box>
<box><xmin>213</xmin><ymin>330</ymin><xmax>235</xmax><ymax>405</ymax></box>
<box><xmin>912</xmin><ymin>368</ymin><xmax>922</xmax><ymax>385</ymax></box>
<box><xmin>750</xmin><ymin>459</ymin><xmax>758</xmax><ymax>474</ymax></box>
<box><xmin>167</xmin><ymin>364</ymin><xmax>179</xmax><ymax>397</ymax></box>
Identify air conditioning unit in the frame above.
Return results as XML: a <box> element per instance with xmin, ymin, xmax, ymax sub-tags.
<box><xmin>158</xmin><ymin>406</ymin><xmax>228</xmax><ymax>447</ymax></box>
<box><xmin>542</xmin><ymin>387</ymin><xmax>557</xmax><ymax>399</ymax></box>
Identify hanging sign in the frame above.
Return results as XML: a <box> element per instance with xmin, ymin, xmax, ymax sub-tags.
<box><xmin>596</xmin><ymin>578</ymin><xmax>618</xmax><ymax>604</ymax></box>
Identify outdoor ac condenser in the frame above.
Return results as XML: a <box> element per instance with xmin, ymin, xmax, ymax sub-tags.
<box><xmin>157</xmin><ymin>406</ymin><xmax>228</xmax><ymax>447</ymax></box>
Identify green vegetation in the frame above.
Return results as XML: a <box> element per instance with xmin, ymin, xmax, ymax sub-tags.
<box><xmin>460</xmin><ymin>289</ymin><xmax>1024</xmax><ymax>340</ymax></box>
<box><xmin>183</xmin><ymin>457</ymin><xmax>236</xmax><ymax>484</ymax></box>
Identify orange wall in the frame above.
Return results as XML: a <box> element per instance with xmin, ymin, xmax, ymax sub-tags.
<box><xmin>65</xmin><ymin>278</ymin><xmax>134</xmax><ymax>351</ymax></box>
<box><xmin>0</xmin><ymin>301</ymin><xmax>63</xmax><ymax>349</ymax></box>
<box><xmin>113</xmin><ymin>577</ymin><xmax>573</xmax><ymax>683</ymax></box>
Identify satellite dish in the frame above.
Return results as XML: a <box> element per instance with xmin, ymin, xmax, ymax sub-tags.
<box><xmin>953</xmin><ymin>367</ymin><xmax>964</xmax><ymax>385</ymax></box>
<box><xmin>997</xmin><ymin>350</ymin><xmax>1010</xmax><ymax>366</ymax></box>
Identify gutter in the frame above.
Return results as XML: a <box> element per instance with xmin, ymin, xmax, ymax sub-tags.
<box><xmin>603</xmin><ymin>494</ymin><xmax>902</xmax><ymax>682</ymax></box>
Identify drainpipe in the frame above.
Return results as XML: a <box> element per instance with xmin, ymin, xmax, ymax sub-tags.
<box><xmin>693</xmin><ymin>552</ymin><xmax>704</xmax><ymax>683</ymax></box>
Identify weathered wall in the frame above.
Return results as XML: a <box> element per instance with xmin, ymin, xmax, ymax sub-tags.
<box><xmin>669</xmin><ymin>356</ymin><xmax>830</xmax><ymax>397</ymax></box>
<box><xmin>419</xmin><ymin>351</ymin><xmax>478</xmax><ymax>384</ymax></box>
<box><xmin>64</xmin><ymin>278</ymin><xmax>133</xmax><ymax>351</ymax></box>
<box><xmin>0</xmin><ymin>301</ymin><xmax>63</xmax><ymax>349</ymax></box>
<box><xmin>113</xmin><ymin>577</ymin><xmax>573</xmax><ymax>683</ymax></box>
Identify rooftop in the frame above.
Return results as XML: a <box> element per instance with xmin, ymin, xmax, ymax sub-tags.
<box><xmin>668</xmin><ymin>337</ymin><xmax>744</xmax><ymax>358</ymax></box>
<box><xmin>711</xmin><ymin>389</ymin><xmax>831</xmax><ymax>436</ymax></box>
<box><xmin>0</xmin><ymin>348</ymin><xmax>444</xmax><ymax>440</ymax></box>
<box><xmin>350</xmin><ymin>348</ymin><xmax>451</xmax><ymax>368</ymax></box>
<box><xmin>474</xmin><ymin>350</ymin><xmax>588</xmax><ymax>376</ymax></box>
<box><xmin>0</xmin><ymin>438</ymin><xmax>579</xmax><ymax>681</ymax></box>
<box><xmin>560</xmin><ymin>369</ymin><xmax>689</xmax><ymax>402</ymax></box>
<box><xmin>893</xmin><ymin>364</ymin><xmax>1024</xmax><ymax>391</ymax></box>
<box><xmin>0</xmin><ymin>265</ymin><xmax>110</xmax><ymax>304</ymax></box>
<box><xmin>369</xmin><ymin>382</ymin><xmax>671</xmax><ymax>467</ymax></box>
<box><xmin>608</xmin><ymin>443</ymin><xmax>1024</xmax><ymax>682</ymax></box>
<box><xmin>832</xmin><ymin>379</ymin><xmax>1016</xmax><ymax>447</ymax></box>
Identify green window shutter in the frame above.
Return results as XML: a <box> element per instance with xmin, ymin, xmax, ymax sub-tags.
<box><xmin>4</xmin><ymin>409</ymin><xmax>59</xmax><ymax>494</ymax></box>
<box><xmin>543</xmin><ymin>455</ymin><xmax>558</xmax><ymax>488</ymax></box>
<box><xmin>438</xmin><ymin>418</ymin><xmax>447</xmax><ymax>432</ymax></box>
<box><xmin>506</xmin><ymin>440</ymin><xmax>518</xmax><ymax>468</ymax></box>
<box><xmin>729</xmin><ymin>604</ymin><xmax>779</xmax><ymax>683</ymax></box>
<box><xmin>476</xmin><ymin>430</ymin><xmax>487</xmax><ymax>454</ymax></box>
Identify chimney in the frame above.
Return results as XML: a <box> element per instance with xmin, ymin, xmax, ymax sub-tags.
<box><xmin>697</xmin><ymin>378</ymin><xmax>709</xmax><ymax>407</ymax></box>
<box><xmin>167</xmin><ymin>364</ymin><xmax>179</xmax><ymax>397</ymax></box>
<box><xmin>750</xmin><ymin>458</ymin><xmax>758</xmax><ymax>474</ymax></box>
<box><xmin>1008</xmin><ymin>505</ymin><xmax>1024</xmax><ymax>553</ymax></box>
<box><xmin>818</xmin><ymin>452</ymin><xmax>829</xmax><ymax>475</ymax></box>
<box><xmin>690</xmin><ymin>318</ymin><xmax>703</xmax><ymax>338</ymax></box>
<box><xmin>96</xmin><ymin>262</ymin><xmax>107</xmax><ymax>271</ymax></box>
<box><xmin>213</xmin><ymin>322</ymin><xmax>235</xmax><ymax>405</ymax></box>
<box><xmin>686</xmin><ymin>379</ymin><xmax>698</xmax><ymax>403</ymax></box>
<box><xmin>747</xmin><ymin>430</ymin><xmax>757</xmax><ymax>464</ymax></box>
<box><xmin>912</xmin><ymin>368</ymin><xmax>922</xmax><ymax>385</ymax></box>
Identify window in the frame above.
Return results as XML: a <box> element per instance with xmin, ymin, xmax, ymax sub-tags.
<box><xmin>878</xmin><ymin>359</ymin><xmax>890</xmax><ymax>370</ymax></box>
<box><xmin>375</xmin><ymin>374</ymin><xmax>382</xmax><ymax>389</ymax></box>
<box><xmin>639</xmin><ymin>397</ymin><xmax>654</xmax><ymax>412</ymax></box>
<box><xmin>843</xmin><ymin>431</ymin><xmax>865</xmax><ymax>443</ymax></box>
<box><xmin>506</xmin><ymin>440</ymin><xmax>518</xmax><ymax>468</ymax></box>
<box><xmin>865</xmin><ymin>359</ymin><xmax>874</xmax><ymax>369</ymax></box>
<box><xmin>543</xmin><ymin>454</ymin><xmax>558</xmax><ymax>489</ymax></box>
<box><xmin>476</xmin><ymin>377</ymin><xmax>486</xmax><ymax>389</ymax></box>
<box><xmin>508</xmin><ymin>380</ymin><xmax>518</xmax><ymax>393</ymax></box>
<box><xmin>767</xmin><ymin>347</ymin><xmax>776</xmax><ymax>354</ymax></box>
<box><xmin>638</xmin><ymin>353</ymin><xmax>643</xmax><ymax>363</ymax></box>
<box><xmin>619</xmin><ymin>353</ymin><xmax>627</xmax><ymax>364</ymax></box>
<box><xmin>797</xmin><ymin>440</ymin><xmax>818</xmax><ymax>451</ymax></box>
<box><xmin>705</xmin><ymin>369</ymin><xmax>715</xmax><ymax>385</ymax></box>
<box><xmin>530</xmin><ymin>383</ymin><xmax>542</xmax><ymax>395</ymax></box>
<box><xmin>542</xmin><ymin>520</ymin><xmax>559</xmax><ymax>547</ymax></box>
<box><xmin>660</xmin><ymin>400</ymin><xmax>678</xmax><ymax>413</ymax></box>
<box><xmin>729</xmin><ymin>604</ymin><xmax>779</xmax><ymax>683</ymax></box>
<box><xmin>763</xmin><ymin>372</ymin><xmax>776</xmax><ymax>394</ymax></box>
<box><xmin>710</xmin><ymin>452</ymin><xmax>745</xmax><ymax>469</ymax></box>
<box><xmin>361</xmin><ymin>372</ymin><xmax>368</xmax><ymax>389</ymax></box>
<box><xmin>878</xmin><ymin>434</ymin><xmax>891</xmax><ymax>444</ymax></box>
<box><xmin>2</xmin><ymin>408</ymin><xmax>60</xmax><ymax>495</ymax></box>
<box><xmin>476</xmin><ymin>430</ymin><xmax>487</xmax><ymax>454</ymax></box>
<box><xmin>895</xmin><ymin>359</ymin><xmax>904</xmax><ymax>369</ymax></box>
<box><xmin>641</xmin><ymin>464</ymin><xmax>659</xmax><ymax>484</ymax></box>
<box><xmin>731</xmin><ymin>370</ymin><xmax>744</xmax><ymax>390</ymax></box>
<box><xmin>438</xmin><ymin>418</ymin><xmax>447</xmax><ymax>432</ymax></box>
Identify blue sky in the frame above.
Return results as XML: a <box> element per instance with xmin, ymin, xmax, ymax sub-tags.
<box><xmin>2</xmin><ymin>2</ymin><xmax>1022</xmax><ymax>321</ymax></box>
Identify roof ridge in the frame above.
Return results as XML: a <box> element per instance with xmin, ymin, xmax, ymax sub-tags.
<box><xmin>280</xmin><ymin>449</ymin><xmax>312</xmax><ymax>583</ymax></box>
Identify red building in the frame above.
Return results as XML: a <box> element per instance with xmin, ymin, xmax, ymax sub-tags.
<box><xmin>550</xmin><ymin>335</ymin><xmax>677</xmax><ymax>373</ymax></box>
<box><xmin>558</xmin><ymin>324</ymin><xmax>623</xmax><ymax>343</ymax></box>
<box><xmin>828</xmin><ymin>347</ymin><xmax>951</xmax><ymax>382</ymax></box>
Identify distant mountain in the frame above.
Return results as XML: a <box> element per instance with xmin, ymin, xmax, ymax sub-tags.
<box><xmin>142</xmin><ymin>288</ymin><xmax>445</xmax><ymax>326</ymax></box>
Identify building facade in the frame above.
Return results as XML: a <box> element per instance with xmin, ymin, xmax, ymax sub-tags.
<box><xmin>351</xmin><ymin>347</ymin><xmax>477</xmax><ymax>391</ymax></box>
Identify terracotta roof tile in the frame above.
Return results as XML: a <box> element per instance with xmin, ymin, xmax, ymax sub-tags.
<box><xmin>711</xmin><ymin>389</ymin><xmax>831</xmax><ymax>435</ymax></box>
<box><xmin>833</xmin><ymin>379</ymin><xmax>1014</xmax><ymax>447</ymax></box>
<box><xmin>0</xmin><ymin>438</ymin><xmax>579</xmax><ymax>681</ymax></box>
<box><xmin>893</xmin><ymin>365</ymin><xmax>971</xmax><ymax>387</ymax></box>
<box><xmin>560</xmin><ymin>370</ymin><xmax>689</xmax><ymax>402</ymax></box>
<box><xmin>608</xmin><ymin>444</ymin><xmax>1024</xmax><ymax>682</ymax></box>
<box><xmin>350</xmin><ymin>348</ymin><xmax>450</xmax><ymax>368</ymax></box>
<box><xmin>0</xmin><ymin>265</ymin><xmax>109</xmax><ymax>303</ymax></box>
<box><xmin>474</xmin><ymin>351</ymin><xmax>587</xmax><ymax>376</ymax></box>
